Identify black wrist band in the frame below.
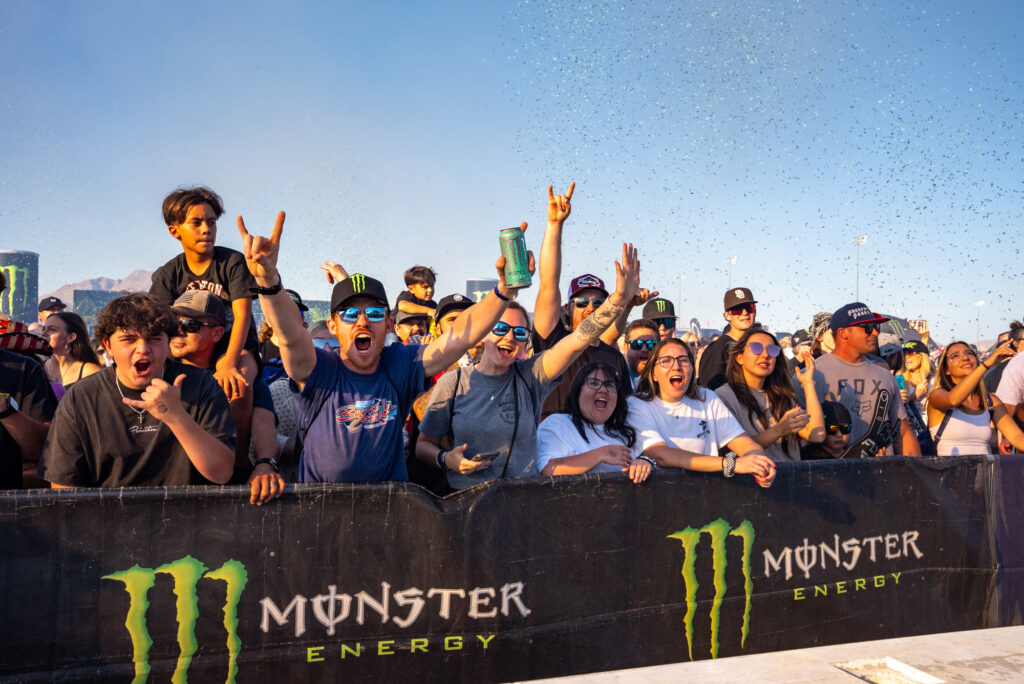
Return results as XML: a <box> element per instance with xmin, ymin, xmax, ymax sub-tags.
<box><xmin>436</xmin><ymin>450</ymin><xmax>448</xmax><ymax>470</ymax></box>
<box><xmin>252</xmin><ymin>457</ymin><xmax>280</xmax><ymax>473</ymax></box>
<box><xmin>0</xmin><ymin>404</ymin><xmax>16</xmax><ymax>420</ymax></box>
<box><xmin>250</xmin><ymin>277</ymin><xmax>283</xmax><ymax>296</ymax></box>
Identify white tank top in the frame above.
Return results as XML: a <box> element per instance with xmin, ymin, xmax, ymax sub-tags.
<box><xmin>930</xmin><ymin>407</ymin><xmax>992</xmax><ymax>456</ymax></box>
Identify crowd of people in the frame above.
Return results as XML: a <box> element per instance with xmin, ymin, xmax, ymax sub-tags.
<box><xmin>2</xmin><ymin>183</ymin><xmax>1023</xmax><ymax>504</ymax></box>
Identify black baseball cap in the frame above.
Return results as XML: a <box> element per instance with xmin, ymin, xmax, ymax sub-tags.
<box><xmin>821</xmin><ymin>401</ymin><xmax>852</xmax><ymax>426</ymax></box>
<box><xmin>791</xmin><ymin>329</ymin><xmax>812</xmax><ymax>346</ymax></box>
<box><xmin>904</xmin><ymin>340</ymin><xmax>928</xmax><ymax>354</ymax></box>
<box><xmin>171</xmin><ymin>290</ymin><xmax>227</xmax><ymax>326</ymax></box>
<box><xmin>723</xmin><ymin>288</ymin><xmax>757</xmax><ymax>311</ymax></box>
<box><xmin>285</xmin><ymin>289</ymin><xmax>309</xmax><ymax>312</ymax></box>
<box><xmin>436</xmin><ymin>293</ymin><xmax>473</xmax><ymax>320</ymax></box>
<box><xmin>38</xmin><ymin>296</ymin><xmax>66</xmax><ymax>312</ymax></box>
<box><xmin>330</xmin><ymin>274</ymin><xmax>388</xmax><ymax>314</ymax></box>
<box><xmin>642</xmin><ymin>298</ymin><xmax>677</xmax><ymax>320</ymax></box>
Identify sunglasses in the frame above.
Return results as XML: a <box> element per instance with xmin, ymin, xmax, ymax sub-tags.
<box><xmin>854</xmin><ymin>323</ymin><xmax>879</xmax><ymax>334</ymax></box>
<box><xmin>628</xmin><ymin>339</ymin><xmax>658</xmax><ymax>351</ymax></box>
<box><xmin>178</xmin><ymin>318</ymin><xmax>218</xmax><ymax>334</ymax></box>
<box><xmin>313</xmin><ymin>337</ymin><xmax>339</xmax><ymax>351</ymax></box>
<box><xmin>337</xmin><ymin>306</ymin><xmax>388</xmax><ymax>323</ymax></box>
<box><xmin>728</xmin><ymin>303</ymin><xmax>756</xmax><ymax>315</ymax></box>
<box><xmin>653</xmin><ymin>318</ymin><xmax>675</xmax><ymax>329</ymax></box>
<box><xmin>748</xmin><ymin>341</ymin><xmax>781</xmax><ymax>358</ymax></box>
<box><xmin>655</xmin><ymin>354</ymin><xmax>692</xmax><ymax>369</ymax></box>
<box><xmin>583</xmin><ymin>377</ymin><xmax>618</xmax><ymax>392</ymax></box>
<box><xmin>492</xmin><ymin>321</ymin><xmax>530</xmax><ymax>342</ymax></box>
<box><xmin>827</xmin><ymin>423</ymin><xmax>852</xmax><ymax>435</ymax></box>
<box><xmin>572</xmin><ymin>296</ymin><xmax>606</xmax><ymax>309</ymax></box>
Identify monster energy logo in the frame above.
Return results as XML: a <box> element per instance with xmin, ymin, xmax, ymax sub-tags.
<box><xmin>655</xmin><ymin>300</ymin><xmax>667</xmax><ymax>313</ymax></box>
<box><xmin>668</xmin><ymin>519</ymin><xmax>754</xmax><ymax>661</ymax></box>
<box><xmin>472</xmin><ymin>290</ymin><xmax>490</xmax><ymax>302</ymax></box>
<box><xmin>0</xmin><ymin>265</ymin><xmax>31</xmax><ymax>317</ymax></box>
<box><xmin>104</xmin><ymin>556</ymin><xmax>247</xmax><ymax>684</ymax></box>
<box><xmin>350</xmin><ymin>274</ymin><xmax>367</xmax><ymax>293</ymax></box>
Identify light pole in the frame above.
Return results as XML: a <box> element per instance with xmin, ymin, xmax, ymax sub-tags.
<box><xmin>852</xmin><ymin>235</ymin><xmax>867</xmax><ymax>301</ymax></box>
<box><xmin>675</xmin><ymin>272</ymin><xmax>685</xmax><ymax>313</ymax></box>
<box><xmin>973</xmin><ymin>300</ymin><xmax>984</xmax><ymax>350</ymax></box>
<box><xmin>725</xmin><ymin>257</ymin><xmax>737</xmax><ymax>288</ymax></box>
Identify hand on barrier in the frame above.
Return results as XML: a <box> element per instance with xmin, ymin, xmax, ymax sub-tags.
<box><xmin>249</xmin><ymin>466</ymin><xmax>286</xmax><ymax>506</ymax></box>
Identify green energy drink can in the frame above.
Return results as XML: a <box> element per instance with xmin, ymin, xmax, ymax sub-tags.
<box><xmin>499</xmin><ymin>227</ymin><xmax>532</xmax><ymax>289</ymax></box>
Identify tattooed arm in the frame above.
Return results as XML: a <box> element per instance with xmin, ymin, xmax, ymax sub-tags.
<box><xmin>540</xmin><ymin>244</ymin><xmax>640</xmax><ymax>379</ymax></box>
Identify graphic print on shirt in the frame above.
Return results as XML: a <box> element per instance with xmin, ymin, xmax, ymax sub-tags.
<box><xmin>185</xmin><ymin>280</ymin><xmax>225</xmax><ymax>299</ymax></box>
<box><xmin>336</xmin><ymin>398</ymin><xmax>398</xmax><ymax>432</ymax></box>
<box><xmin>836</xmin><ymin>377</ymin><xmax>886</xmax><ymax>419</ymax></box>
<box><xmin>696</xmin><ymin>419</ymin><xmax>709</xmax><ymax>439</ymax></box>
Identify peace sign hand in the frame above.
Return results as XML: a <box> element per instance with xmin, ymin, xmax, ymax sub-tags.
<box><xmin>237</xmin><ymin>211</ymin><xmax>285</xmax><ymax>286</ymax></box>
<box><xmin>547</xmin><ymin>182</ymin><xmax>574</xmax><ymax>225</ymax></box>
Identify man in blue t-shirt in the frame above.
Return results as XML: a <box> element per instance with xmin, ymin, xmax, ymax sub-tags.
<box><xmin>237</xmin><ymin>212</ymin><xmax>532</xmax><ymax>483</ymax></box>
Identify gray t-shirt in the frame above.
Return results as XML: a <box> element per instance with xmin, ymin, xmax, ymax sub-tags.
<box><xmin>419</xmin><ymin>354</ymin><xmax>560</xmax><ymax>490</ymax></box>
<box><xmin>794</xmin><ymin>352</ymin><xmax>906</xmax><ymax>444</ymax></box>
<box><xmin>714</xmin><ymin>384</ymin><xmax>801</xmax><ymax>463</ymax></box>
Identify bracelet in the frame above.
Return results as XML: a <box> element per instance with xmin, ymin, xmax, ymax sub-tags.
<box><xmin>435</xmin><ymin>450</ymin><xmax>448</xmax><ymax>470</ymax></box>
<box><xmin>636</xmin><ymin>455</ymin><xmax>657</xmax><ymax>469</ymax></box>
<box><xmin>722</xmin><ymin>452</ymin><xmax>737</xmax><ymax>478</ymax></box>
<box><xmin>0</xmin><ymin>403</ymin><xmax>15</xmax><ymax>420</ymax></box>
<box><xmin>250</xmin><ymin>276</ymin><xmax>283</xmax><ymax>296</ymax></box>
<box><xmin>492</xmin><ymin>285</ymin><xmax>510</xmax><ymax>302</ymax></box>
<box><xmin>981</xmin><ymin>361</ymin><xmax>990</xmax><ymax>370</ymax></box>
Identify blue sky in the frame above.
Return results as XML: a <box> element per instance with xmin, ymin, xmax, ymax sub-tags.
<box><xmin>2</xmin><ymin>0</ymin><xmax>1021</xmax><ymax>342</ymax></box>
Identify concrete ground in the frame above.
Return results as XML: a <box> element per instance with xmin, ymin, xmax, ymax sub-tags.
<box><xmin>528</xmin><ymin>626</ymin><xmax>1024</xmax><ymax>683</ymax></box>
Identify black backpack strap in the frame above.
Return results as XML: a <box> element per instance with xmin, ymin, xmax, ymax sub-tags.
<box><xmin>932</xmin><ymin>409</ymin><xmax>954</xmax><ymax>444</ymax></box>
<box><xmin>445</xmin><ymin>367</ymin><xmax>462</xmax><ymax>448</ymax></box>
<box><xmin>499</xmin><ymin>368</ymin><xmax>522</xmax><ymax>479</ymax></box>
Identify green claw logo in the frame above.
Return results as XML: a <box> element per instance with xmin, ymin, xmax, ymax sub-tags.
<box><xmin>104</xmin><ymin>556</ymin><xmax>248</xmax><ymax>684</ymax></box>
<box><xmin>350</xmin><ymin>274</ymin><xmax>366</xmax><ymax>293</ymax></box>
<box><xmin>0</xmin><ymin>265</ymin><xmax>31</xmax><ymax>317</ymax></box>
<box><xmin>656</xmin><ymin>300</ymin><xmax>667</xmax><ymax>313</ymax></box>
<box><xmin>668</xmin><ymin>519</ymin><xmax>754</xmax><ymax>661</ymax></box>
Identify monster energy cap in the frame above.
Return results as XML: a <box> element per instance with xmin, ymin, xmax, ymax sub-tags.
<box><xmin>38</xmin><ymin>296</ymin><xmax>67</xmax><ymax>313</ymax></box>
<box><xmin>641</xmin><ymin>298</ymin><xmax>677</xmax><ymax>321</ymax></box>
<box><xmin>330</xmin><ymin>274</ymin><xmax>389</xmax><ymax>313</ymax></box>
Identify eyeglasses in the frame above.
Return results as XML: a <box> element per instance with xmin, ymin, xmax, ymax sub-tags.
<box><xmin>492</xmin><ymin>321</ymin><xmax>530</xmax><ymax>342</ymax></box>
<box><xmin>748</xmin><ymin>341</ymin><xmax>781</xmax><ymax>358</ymax></box>
<box><xmin>827</xmin><ymin>424</ymin><xmax>852</xmax><ymax>435</ymax></box>
<box><xmin>178</xmin><ymin>318</ymin><xmax>218</xmax><ymax>334</ymax></box>
<box><xmin>728</xmin><ymin>303</ymin><xmax>756</xmax><ymax>315</ymax></box>
<box><xmin>947</xmin><ymin>349</ymin><xmax>977</xmax><ymax>363</ymax></box>
<box><xmin>572</xmin><ymin>296</ymin><xmax>606</xmax><ymax>309</ymax></box>
<box><xmin>628</xmin><ymin>339</ymin><xmax>658</xmax><ymax>351</ymax></box>
<box><xmin>337</xmin><ymin>306</ymin><xmax>388</xmax><ymax>323</ymax></box>
<box><xmin>653</xmin><ymin>318</ymin><xmax>675</xmax><ymax>329</ymax></box>
<box><xmin>853</xmin><ymin>323</ymin><xmax>879</xmax><ymax>334</ymax></box>
<box><xmin>655</xmin><ymin>354</ymin><xmax>692</xmax><ymax>369</ymax></box>
<box><xmin>583</xmin><ymin>377</ymin><xmax>618</xmax><ymax>392</ymax></box>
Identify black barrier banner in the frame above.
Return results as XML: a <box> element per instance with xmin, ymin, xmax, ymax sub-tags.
<box><xmin>0</xmin><ymin>456</ymin><xmax>1015</xmax><ymax>683</ymax></box>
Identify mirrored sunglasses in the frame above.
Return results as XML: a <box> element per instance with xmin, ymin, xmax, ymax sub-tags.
<box><xmin>572</xmin><ymin>296</ymin><xmax>606</xmax><ymax>309</ymax></box>
<box><xmin>748</xmin><ymin>341</ymin><xmax>781</xmax><ymax>358</ymax></box>
<box><xmin>827</xmin><ymin>423</ymin><xmax>852</xmax><ymax>435</ymax></box>
<box><xmin>628</xmin><ymin>339</ymin><xmax>658</xmax><ymax>351</ymax></box>
<box><xmin>728</xmin><ymin>303</ymin><xmax>756</xmax><ymax>315</ymax></box>
<box><xmin>338</xmin><ymin>306</ymin><xmax>388</xmax><ymax>323</ymax></box>
<box><xmin>653</xmin><ymin>318</ymin><xmax>675</xmax><ymax>328</ymax></box>
<box><xmin>492</xmin><ymin>321</ymin><xmax>530</xmax><ymax>342</ymax></box>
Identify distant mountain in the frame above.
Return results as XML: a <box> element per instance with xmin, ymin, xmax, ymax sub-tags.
<box><xmin>42</xmin><ymin>269</ymin><xmax>152</xmax><ymax>305</ymax></box>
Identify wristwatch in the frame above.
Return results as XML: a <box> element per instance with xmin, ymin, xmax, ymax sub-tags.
<box><xmin>0</xmin><ymin>403</ymin><xmax>16</xmax><ymax>420</ymax></box>
<box><xmin>252</xmin><ymin>457</ymin><xmax>280</xmax><ymax>473</ymax></box>
<box><xmin>250</xmin><ymin>277</ymin><xmax>283</xmax><ymax>296</ymax></box>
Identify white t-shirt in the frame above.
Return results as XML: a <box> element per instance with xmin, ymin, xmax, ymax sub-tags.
<box><xmin>995</xmin><ymin>353</ymin><xmax>1024</xmax><ymax>406</ymax></box>
<box><xmin>536</xmin><ymin>414</ymin><xmax>637</xmax><ymax>474</ymax></box>
<box><xmin>627</xmin><ymin>389</ymin><xmax>746</xmax><ymax>456</ymax></box>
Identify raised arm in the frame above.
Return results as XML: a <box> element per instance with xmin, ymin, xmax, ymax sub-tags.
<box><xmin>930</xmin><ymin>345</ymin><xmax>1015</xmax><ymax>411</ymax></box>
<box><xmin>421</xmin><ymin>224</ymin><xmax>534</xmax><ymax>377</ymax></box>
<box><xmin>794</xmin><ymin>352</ymin><xmax>826</xmax><ymax>442</ymax></box>
<box><xmin>533</xmin><ymin>183</ymin><xmax>573</xmax><ymax>339</ymax></box>
<box><xmin>238</xmin><ymin>212</ymin><xmax>317</xmax><ymax>388</ymax></box>
<box><xmin>540</xmin><ymin>243</ymin><xmax>639</xmax><ymax>379</ymax></box>
<box><xmin>599</xmin><ymin>288</ymin><xmax>658</xmax><ymax>346</ymax></box>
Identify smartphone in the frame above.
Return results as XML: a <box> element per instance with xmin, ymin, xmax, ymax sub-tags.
<box><xmin>895</xmin><ymin>375</ymin><xmax>906</xmax><ymax>390</ymax></box>
<box><xmin>473</xmin><ymin>451</ymin><xmax>500</xmax><ymax>462</ymax></box>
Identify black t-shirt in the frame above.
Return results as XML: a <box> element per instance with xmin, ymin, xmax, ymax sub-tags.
<box><xmin>800</xmin><ymin>442</ymin><xmax>840</xmax><ymax>461</ymax></box>
<box><xmin>38</xmin><ymin>360</ymin><xmax>236</xmax><ymax>487</ymax></box>
<box><xmin>396</xmin><ymin>290</ymin><xmax>437</xmax><ymax>310</ymax></box>
<box><xmin>0</xmin><ymin>349</ymin><xmax>58</xmax><ymax>489</ymax></box>
<box><xmin>531</xmin><ymin>323</ymin><xmax>631</xmax><ymax>420</ymax></box>
<box><xmin>698</xmin><ymin>333</ymin><xmax>734</xmax><ymax>390</ymax></box>
<box><xmin>150</xmin><ymin>247</ymin><xmax>260</xmax><ymax>360</ymax></box>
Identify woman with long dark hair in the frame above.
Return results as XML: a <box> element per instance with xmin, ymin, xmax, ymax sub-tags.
<box><xmin>41</xmin><ymin>312</ymin><xmax>103</xmax><ymax>391</ymax></box>
<box><xmin>627</xmin><ymin>338</ymin><xmax>776</xmax><ymax>485</ymax></box>
<box><xmin>715</xmin><ymin>328</ymin><xmax>824</xmax><ymax>462</ymax></box>
<box><xmin>536</xmin><ymin>361</ymin><xmax>652</xmax><ymax>483</ymax></box>
<box><xmin>928</xmin><ymin>341</ymin><xmax>1024</xmax><ymax>455</ymax></box>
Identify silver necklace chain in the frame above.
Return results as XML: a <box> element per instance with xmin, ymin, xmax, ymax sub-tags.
<box><xmin>115</xmin><ymin>374</ymin><xmax>147</xmax><ymax>425</ymax></box>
